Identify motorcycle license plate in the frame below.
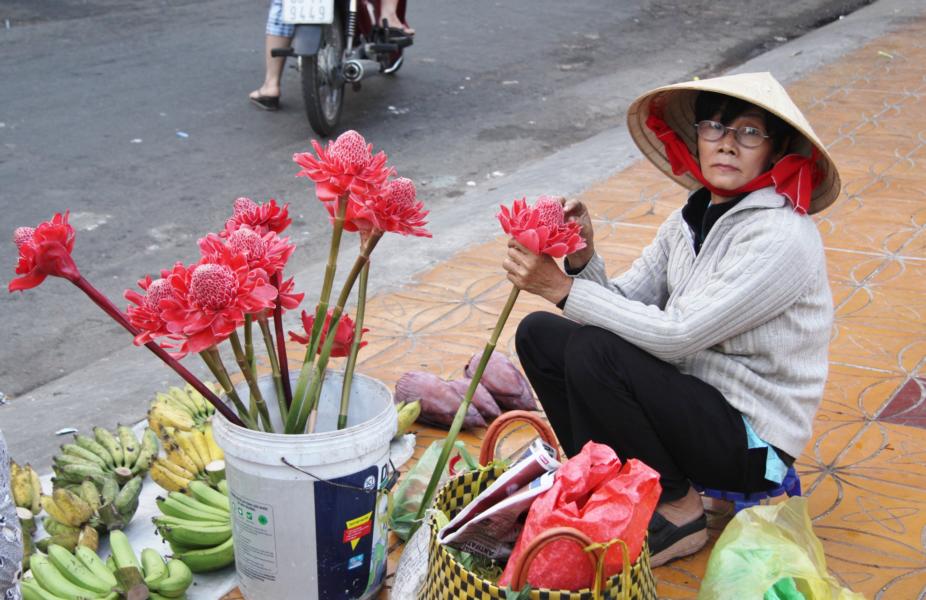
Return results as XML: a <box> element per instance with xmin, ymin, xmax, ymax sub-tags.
<box><xmin>281</xmin><ymin>0</ymin><xmax>335</xmax><ymax>24</ymax></box>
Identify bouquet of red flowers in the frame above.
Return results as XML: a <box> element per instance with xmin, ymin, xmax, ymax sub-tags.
<box><xmin>9</xmin><ymin>131</ymin><xmax>430</xmax><ymax>433</ymax></box>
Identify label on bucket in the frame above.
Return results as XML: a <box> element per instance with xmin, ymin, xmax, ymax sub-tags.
<box><xmin>314</xmin><ymin>465</ymin><xmax>382</xmax><ymax>599</ymax></box>
<box><xmin>229</xmin><ymin>491</ymin><xmax>278</xmax><ymax>581</ymax></box>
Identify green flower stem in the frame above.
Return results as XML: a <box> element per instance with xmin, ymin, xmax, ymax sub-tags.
<box><xmin>258</xmin><ymin>316</ymin><xmax>288</xmax><ymax>423</ymax></box>
<box><xmin>290</xmin><ymin>195</ymin><xmax>348</xmax><ymax>430</ymax></box>
<box><xmin>337</xmin><ymin>259</ymin><xmax>370</xmax><ymax>430</ymax></box>
<box><xmin>229</xmin><ymin>331</ymin><xmax>274</xmax><ymax>433</ymax></box>
<box><xmin>244</xmin><ymin>315</ymin><xmax>256</xmax><ymax>376</ymax></box>
<box><xmin>288</xmin><ymin>232</ymin><xmax>383</xmax><ymax>434</ymax></box>
<box><xmin>411</xmin><ymin>285</ymin><xmax>521</xmax><ymax>534</ymax></box>
<box><xmin>200</xmin><ymin>348</ymin><xmax>257</xmax><ymax>430</ymax></box>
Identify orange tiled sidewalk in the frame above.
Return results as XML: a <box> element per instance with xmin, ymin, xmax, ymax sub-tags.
<box><xmin>223</xmin><ymin>16</ymin><xmax>926</xmax><ymax>600</ymax></box>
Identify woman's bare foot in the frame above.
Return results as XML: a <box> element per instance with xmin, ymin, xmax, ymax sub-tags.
<box><xmin>249</xmin><ymin>85</ymin><xmax>281</xmax><ymax>111</ymax></box>
<box><xmin>249</xmin><ymin>84</ymin><xmax>280</xmax><ymax>102</ymax></box>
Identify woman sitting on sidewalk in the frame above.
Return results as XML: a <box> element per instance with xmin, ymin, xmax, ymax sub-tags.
<box><xmin>503</xmin><ymin>72</ymin><xmax>840</xmax><ymax>567</ymax></box>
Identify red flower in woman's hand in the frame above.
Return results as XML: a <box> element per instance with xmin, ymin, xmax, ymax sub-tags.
<box><xmin>9</xmin><ymin>212</ymin><xmax>81</xmax><ymax>292</ymax></box>
<box><xmin>293</xmin><ymin>130</ymin><xmax>393</xmax><ymax>202</ymax></box>
<box><xmin>497</xmin><ymin>196</ymin><xmax>586</xmax><ymax>258</ymax></box>
<box><xmin>289</xmin><ymin>308</ymin><xmax>368</xmax><ymax>358</ymax></box>
<box><xmin>222</xmin><ymin>197</ymin><xmax>291</xmax><ymax>237</ymax></box>
<box><xmin>201</xmin><ymin>225</ymin><xmax>296</xmax><ymax>276</ymax></box>
<box><xmin>159</xmin><ymin>247</ymin><xmax>278</xmax><ymax>357</ymax></box>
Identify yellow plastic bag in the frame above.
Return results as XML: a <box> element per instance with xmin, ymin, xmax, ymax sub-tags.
<box><xmin>699</xmin><ymin>497</ymin><xmax>865</xmax><ymax>600</ymax></box>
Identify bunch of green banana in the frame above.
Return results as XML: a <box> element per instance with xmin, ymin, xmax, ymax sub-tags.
<box><xmin>149</xmin><ymin>425</ymin><xmax>225</xmax><ymax>494</ymax></box>
<box><xmin>109</xmin><ymin>530</ymin><xmax>194</xmax><ymax>599</ymax></box>
<box><xmin>147</xmin><ymin>384</ymin><xmax>219</xmax><ymax>437</ymax></box>
<box><xmin>9</xmin><ymin>459</ymin><xmax>43</xmax><ymax>514</ymax></box>
<box><xmin>20</xmin><ymin>543</ymin><xmax>119</xmax><ymax>600</ymax></box>
<box><xmin>52</xmin><ymin>425</ymin><xmax>158</xmax><ymax>491</ymax></box>
<box><xmin>39</xmin><ymin>474</ymin><xmax>144</xmax><ymax>548</ymax></box>
<box><xmin>153</xmin><ymin>480</ymin><xmax>234</xmax><ymax>573</ymax></box>
<box><xmin>393</xmin><ymin>399</ymin><xmax>422</xmax><ymax>440</ymax></box>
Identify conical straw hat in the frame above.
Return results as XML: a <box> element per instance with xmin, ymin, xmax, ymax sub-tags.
<box><xmin>626</xmin><ymin>72</ymin><xmax>840</xmax><ymax>214</ymax></box>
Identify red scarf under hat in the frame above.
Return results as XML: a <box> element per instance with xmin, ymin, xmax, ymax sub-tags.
<box><xmin>645</xmin><ymin>109</ymin><xmax>822</xmax><ymax>214</ymax></box>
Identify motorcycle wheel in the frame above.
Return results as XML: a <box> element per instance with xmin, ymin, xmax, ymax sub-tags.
<box><xmin>300</xmin><ymin>12</ymin><xmax>344</xmax><ymax>137</ymax></box>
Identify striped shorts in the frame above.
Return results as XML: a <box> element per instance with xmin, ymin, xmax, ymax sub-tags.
<box><xmin>266</xmin><ymin>0</ymin><xmax>295</xmax><ymax>38</ymax></box>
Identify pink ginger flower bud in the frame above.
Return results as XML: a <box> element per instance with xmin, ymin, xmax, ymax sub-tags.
<box><xmin>144</xmin><ymin>278</ymin><xmax>174</xmax><ymax>311</ymax></box>
<box><xmin>233</xmin><ymin>197</ymin><xmax>258</xmax><ymax>218</ymax></box>
<box><xmin>13</xmin><ymin>227</ymin><xmax>35</xmax><ymax>249</ymax></box>
<box><xmin>228</xmin><ymin>228</ymin><xmax>266</xmax><ymax>260</ymax></box>
<box><xmin>330</xmin><ymin>130</ymin><xmax>372</xmax><ymax>171</ymax></box>
<box><xmin>535</xmin><ymin>195</ymin><xmax>565</xmax><ymax>228</ymax></box>
<box><xmin>190</xmin><ymin>264</ymin><xmax>238</xmax><ymax>310</ymax></box>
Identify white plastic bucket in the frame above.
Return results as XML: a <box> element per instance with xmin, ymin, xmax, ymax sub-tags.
<box><xmin>212</xmin><ymin>371</ymin><xmax>397</xmax><ymax>600</ymax></box>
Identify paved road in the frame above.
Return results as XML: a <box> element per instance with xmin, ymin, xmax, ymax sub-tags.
<box><xmin>0</xmin><ymin>0</ymin><xmax>876</xmax><ymax>464</ymax></box>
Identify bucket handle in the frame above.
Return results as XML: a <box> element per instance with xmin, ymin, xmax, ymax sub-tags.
<box><xmin>281</xmin><ymin>457</ymin><xmax>399</xmax><ymax>493</ymax></box>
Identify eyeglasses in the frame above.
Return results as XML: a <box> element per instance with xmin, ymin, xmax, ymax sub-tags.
<box><xmin>694</xmin><ymin>120</ymin><xmax>770</xmax><ymax>148</ymax></box>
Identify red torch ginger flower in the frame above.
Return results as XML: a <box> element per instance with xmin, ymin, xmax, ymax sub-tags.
<box><xmin>289</xmin><ymin>308</ymin><xmax>368</xmax><ymax>358</ymax></box>
<box><xmin>201</xmin><ymin>225</ymin><xmax>295</xmax><ymax>276</ymax></box>
<box><xmin>125</xmin><ymin>268</ymin><xmax>185</xmax><ymax>345</ymax></box>
<box><xmin>221</xmin><ymin>197</ymin><xmax>291</xmax><ymax>237</ymax></box>
<box><xmin>332</xmin><ymin>177</ymin><xmax>431</xmax><ymax>237</ymax></box>
<box><xmin>9</xmin><ymin>212</ymin><xmax>81</xmax><ymax>292</ymax></box>
<box><xmin>159</xmin><ymin>249</ymin><xmax>278</xmax><ymax>357</ymax></box>
<box><xmin>497</xmin><ymin>196</ymin><xmax>586</xmax><ymax>258</ymax></box>
<box><xmin>293</xmin><ymin>130</ymin><xmax>393</xmax><ymax>202</ymax></box>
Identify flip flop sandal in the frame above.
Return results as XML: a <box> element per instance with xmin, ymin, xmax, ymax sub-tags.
<box><xmin>249</xmin><ymin>95</ymin><xmax>280</xmax><ymax>111</ymax></box>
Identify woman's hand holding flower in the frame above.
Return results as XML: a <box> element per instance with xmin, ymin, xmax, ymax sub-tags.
<box><xmin>504</xmin><ymin>239</ymin><xmax>572</xmax><ymax>304</ymax></box>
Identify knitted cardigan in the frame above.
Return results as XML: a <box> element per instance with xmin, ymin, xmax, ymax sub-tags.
<box><xmin>563</xmin><ymin>187</ymin><xmax>833</xmax><ymax>458</ymax></box>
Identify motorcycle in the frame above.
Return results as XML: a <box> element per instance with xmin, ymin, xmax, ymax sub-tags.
<box><xmin>274</xmin><ymin>0</ymin><xmax>413</xmax><ymax>136</ymax></box>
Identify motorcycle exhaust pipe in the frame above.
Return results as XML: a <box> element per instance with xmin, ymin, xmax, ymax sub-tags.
<box><xmin>342</xmin><ymin>59</ymin><xmax>382</xmax><ymax>83</ymax></box>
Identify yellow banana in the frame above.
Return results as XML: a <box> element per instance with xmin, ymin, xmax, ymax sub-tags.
<box><xmin>155</xmin><ymin>457</ymin><xmax>196</xmax><ymax>481</ymax></box>
<box><xmin>175</xmin><ymin>432</ymin><xmax>205</xmax><ymax>472</ymax></box>
<box><xmin>164</xmin><ymin>442</ymin><xmax>200</xmax><ymax>475</ymax></box>
<box><xmin>190</xmin><ymin>430</ymin><xmax>212</xmax><ymax>469</ymax></box>
<box><xmin>202</xmin><ymin>422</ymin><xmax>224</xmax><ymax>461</ymax></box>
<box><xmin>28</xmin><ymin>465</ymin><xmax>43</xmax><ymax>514</ymax></box>
<box><xmin>51</xmin><ymin>488</ymin><xmax>94</xmax><ymax>527</ymax></box>
<box><xmin>168</xmin><ymin>386</ymin><xmax>200</xmax><ymax>416</ymax></box>
<box><xmin>9</xmin><ymin>461</ymin><xmax>35</xmax><ymax>511</ymax></box>
<box><xmin>40</xmin><ymin>496</ymin><xmax>78</xmax><ymax>528</ymax></box>
<box><xmin>150</xmin><ymin>462</ymin><xmax>191</xmax><ymax>493</ymax></box>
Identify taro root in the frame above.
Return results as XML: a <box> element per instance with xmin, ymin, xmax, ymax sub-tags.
<box><xmin>448</xmin><ymin>377</ymin><xmax>501</xmax><ymax>421</ymax></box>
<box><xmin>465</xmin><ymin>351</ymin><xmax>536</xmax><ymax>411</ymax></box>
<box><xmin>395</xmin><ymin>371</ymin><xmax>486</xmax><ymax>430</ymax></box>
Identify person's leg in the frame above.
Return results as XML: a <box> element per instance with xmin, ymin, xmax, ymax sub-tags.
<box><xmin>249</xmin><ymin>34</ymin><xmax>292</xmax><ymax>102</ymax></box>
<box><xmin>560</xmin><ymin>325</ymin><xmax>756</xmax><ymax>564</ymax></box>
<box><xmin>250</xmin><ymin>0</ymin><xmax>294</xmax><ymax>108</ymax></box>
<box><xmin>515</xmin><ymin>312</ymin><xmax>583</xmax><ymax>456</ymax></box>
<box><xmin>379</xmin><ymin>0</ymin><xmax>414</xmax><ymax>34</ymax></box>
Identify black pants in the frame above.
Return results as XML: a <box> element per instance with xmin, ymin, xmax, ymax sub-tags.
<box><xmin>516</xmin><ymin>312</ymin><xmax>791</xmax><ymax>503</ymax></box>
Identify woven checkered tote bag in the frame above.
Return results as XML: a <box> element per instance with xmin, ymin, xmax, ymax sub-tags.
<box><xmin>421</xmin><ymin>411</ymin><xmax>658</xmax><ymax>600</ymax></box>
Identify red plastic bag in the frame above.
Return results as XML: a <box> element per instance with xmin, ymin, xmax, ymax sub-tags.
<box><xmin>497</xmin><ymin>441</ymin><xmax>661</xmax><ymax>591</ymax></box>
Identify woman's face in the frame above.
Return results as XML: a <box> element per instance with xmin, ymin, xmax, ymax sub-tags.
<box><xmin>697</xmin><ymin>109</ymin><xmax>776</xmax><ymax>192</ymax></box>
